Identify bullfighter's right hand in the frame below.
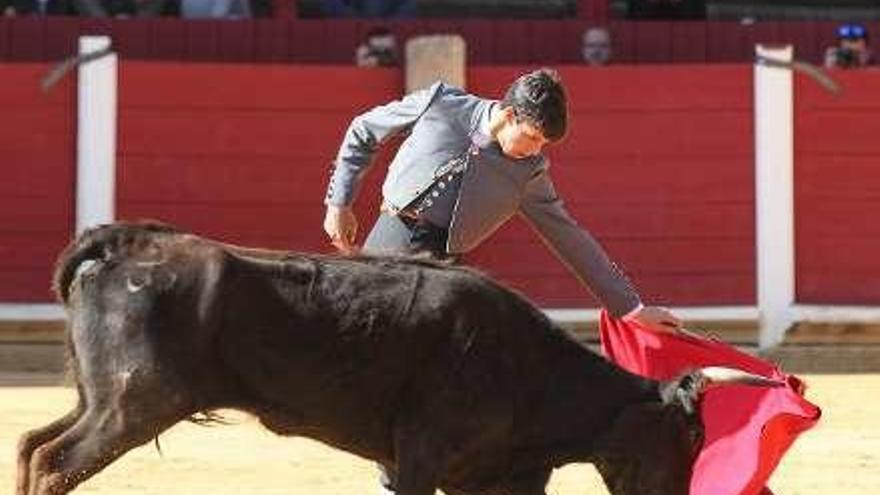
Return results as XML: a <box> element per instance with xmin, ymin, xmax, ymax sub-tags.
<box><xmin>324</xmin><ymin>205</ymin><xmax>359</xmax><ymax>255</ymax></box>
<box><xmin>624</xmin><ymin>305</ymin><xmax>682</xmax><ymax>334</ymax></box>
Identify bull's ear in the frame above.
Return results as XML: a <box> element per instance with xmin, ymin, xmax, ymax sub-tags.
<box><xmin>660</xmin><ymin>372</ymin><xmax>704</xmax><ymax>415</ymax></box>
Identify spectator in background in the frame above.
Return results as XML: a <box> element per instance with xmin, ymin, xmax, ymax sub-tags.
<box><xmin>180</xmin><ymin>0</ymin><xmax>251</xmax><ymax>18</ymax></box>
<box><xmin>322</xmin><ymin>0</ymin><xmax>415</xmax><ymax>18</ymax></box>
<box><xmin>825</xmin><ymin>23</ymin><xmax>872</xmax><ymax>69</ymax></box>
<box><xmin>72</xmin><ymin>0</ymin><xmax>167</xmax><ymax>16</ymax></box>
<box><xmin>355</xmin><ymin>26</ymin><xmax>399</xmax><ymax>67</ymax></box>
<box><xmin>582</xmin><ymin>27</ymin><xmax>613</xmax><ymax>66</ymax></box>
<box><xmin>1</xmin><ymin>0</ymin><xmax>74</xmax><ymax>15</ymax></box>
<box><xmin>628</xmin><ymin>0</ymin><xmax>705</xmax><ymax>20</ymax></box>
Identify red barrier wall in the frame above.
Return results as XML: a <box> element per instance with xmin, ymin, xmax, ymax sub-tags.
<box><xmin>5</xmin><ymin>62</ymin><xmax>880</xmax><ymax>307</ymax></box>
<box><xmin>795</xmin><ymin>71</ymin><xmax>880</xmax><ymax>304</ymax></box>
<box><xmin>114</xmin><ymin>64</ymin><xmax>754</xmax><ymax>308</ymax></box>
<box><xmin>116</xmin><ymin>63</ymin><xmax>402</xmax><ymax>252</ymax></box>
<box><xmin>0</xmin><ymin>17</ymin><xmax>862</xmax><ymax>66</ymax></box>
<box><xmin>0</xmin><ymin>64</ymin><xmax>75</xmax><ymax>302</ymax></box>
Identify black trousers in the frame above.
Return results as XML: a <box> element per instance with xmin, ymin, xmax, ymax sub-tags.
<box><xmin>363</xmin><ymin>212</ymin><xmax>455</xmax><ymax>261</ymax></box>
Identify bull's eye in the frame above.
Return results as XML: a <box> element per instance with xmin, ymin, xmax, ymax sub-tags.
<box><xmin>126</xmin><ymin>274</ymin><xmax>150</xmax><ymax>293</ymax></box>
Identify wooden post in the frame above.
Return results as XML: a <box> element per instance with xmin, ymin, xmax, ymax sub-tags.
<box><xmin>754</xmin><ymin>44</ymin><xmax>795</xmax><ymax>348</ymax></box>
<box><xmin>405</xmin><ymin>34</ymin><xmax>466</xmax><ymax>93</ymax></box>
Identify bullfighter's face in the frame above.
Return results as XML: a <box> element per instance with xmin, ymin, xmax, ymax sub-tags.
<box><xmin>494</xmin><ymin>107</ymin><xmax>550</xmax><ymax>159</ymax></box>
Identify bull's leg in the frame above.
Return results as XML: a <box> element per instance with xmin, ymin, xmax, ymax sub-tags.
<box><xmin>392</xmin><ymin>456</ymin><xmax>437</xmax><ymax>495</ymax></box>
<box><xmin>503</xmin><ymin>469</ymin><xmax>551</xmax><ymax>495</ymax></box>
<box><xmin>479</xmin><ymin>469</ymin><xmax>551</xmax><ymax>495</ymax></box>
<box><xmin>27</xmin><ymin>405</ymin><xmax>181</xmax><ymax>495</ymax></box>
<box><xmin>378</xmin><ymin>463</ymin><xmax>398</xmax><ymax>493</ymax></box>
<box><xmin>16</xmin><ymin>399</ymin><xmax>86</xmax><ymax>495</ymax></box>
<box><xmin>594</xmin><ymin>458</ymin><xmax>637</xmax><ymax>495</ymax></box>
<box><xmin>392</xmin><ymin>429</ymin><xmax>440</xmax><ymax>495</ymax></box>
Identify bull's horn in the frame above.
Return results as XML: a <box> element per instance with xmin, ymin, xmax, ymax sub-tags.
<box><xmin>699</xmin><ymin>366</ymin><xmax>785</xmax><ymax>388</ymax></box>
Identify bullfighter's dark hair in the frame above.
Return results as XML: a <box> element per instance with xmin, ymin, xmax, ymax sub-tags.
<box><xmin>501</xmin><ymin>68</ymin><xmax>568</xmax><ymax>142</ymax></box>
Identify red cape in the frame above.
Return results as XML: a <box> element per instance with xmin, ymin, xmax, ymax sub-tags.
<box><xmin>599</xmin><ymin>311</ymin><xmax>821</xmax><ymax>495</ymax></box>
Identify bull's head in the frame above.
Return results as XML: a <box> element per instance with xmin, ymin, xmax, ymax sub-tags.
<box><xmin>595</xmin><ymin>367</ymin><xmax>783</xmax><ymax>495</ymax></box>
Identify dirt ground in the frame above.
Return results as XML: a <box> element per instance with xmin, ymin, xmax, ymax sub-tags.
<box><xmin>2</xmin><ymin>374</ymin><xmax>879</xmax><ymax>495</ymax></box>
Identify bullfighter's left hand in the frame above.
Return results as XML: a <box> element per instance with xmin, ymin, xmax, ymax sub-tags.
<box><xmin>624</xmin><ymin>305</ymin><xmax>682</xmax><ymax>333</ymax></box>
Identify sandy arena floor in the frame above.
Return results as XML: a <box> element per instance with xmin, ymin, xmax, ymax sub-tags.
<box><xmin>2</xmin><ymin>374</ymin><xmax>879</xmax><ymax>494</ymax></box>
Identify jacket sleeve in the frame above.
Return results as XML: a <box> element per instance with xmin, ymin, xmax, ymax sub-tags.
<box><xmin>518</xmin><ymin>165</ymin><xmax>642</xmax><ymax>317</ymax></box>
<box><xmin>324</xmin><ymin>82</ymin><xmax>442</xmax><ymax>207</ymax></box>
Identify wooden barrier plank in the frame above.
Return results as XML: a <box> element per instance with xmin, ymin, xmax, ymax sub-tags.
<box><xmin>0</xmin><ymin>321</ymin><xmax>66</xmax><ymax>343</ymax></box>
<box><xmin>784</xmin><ymin>323</ymin><xmax>880</xmax><ymax>345</ymax></box>
<box><xmin>670</xmin><ymin>21</ymin><xmax>708</xmax><ymax>62</ymax></box>
<box><xmin>0</xmin><ymin>21</ymin><xmax>9</xmax><ymax>59</ymax></box>
<box><xmin>529</xmin><ymin>21</ymin><xmax>570</xmax><ymax>65</ymax></box>
<box><xmin>608</xmin><ymin>21</ymin><xmax>637</xmax><ymax>63</ymax></box>
<box><xmin>456</xmin><ymin>20</ymin><xmax>495</xmax><ymax>65</ymax></box>
<box><xmin>43</xmin><ymin>17</ymin><xmax>79</xmax><ymax>60</ymax></box>
<box><xmin>150</xmin><ymin>19</ymin><xmax>187</xmax><ymax>60</ymax></box>
<box><xmin>8</xmin><ymin>17</ymin><xmax>45</xmax><ymax>61</ymax></box>
<box><xmin>635</xmin><ymin>21</ymin><xmax>672</xmax><ymax>63</ymax></box>
<box><xmin>110</xmin><ymin>20</ymin><xmax>152</xmax><ymax>59</ymax></box>
<box><xmin>253</xmin><ymin>19</ymin><xmax>289</xmax><ymax>62</ymax></box>
<box><xmin>0</xmin><ymin>198</ymin><xmax>71</xmax><ymax>233</ymax></box>
<box><xmin>119</xmin><ymin>109</ymin><xmax>353</xmax><ymax>156</ymax></box>
<box><xmin>184</xmin><ymin>21</ymin><xmax>220</xmax><ymax>61</ymax></box>
<box><xmin>120</xmin><ymin>62</ymin><xmax>400</xmax><ymax>109</ymax></box>
<box><xmin>706</xmin><ymin>21</ymin><xmax>747</xmax><ymax>62</ymax></box>
<box><xmin>0</xmin><ymin>18</ymin><xmax>872</xmax><ymax>65</ymax></box>
<box><xmin>117</xmin><ymin>154</ymin><xmax>334</xmax><ymax>203</ymax></box>
<box><xmin>116</xmin><ymin>201</ymin><xmax>328</xmax><ymax>250</ymax></box>
<box><xmin>493</xmin><ymin>20</ymin><xmax>531</xmax><ymax>65</ymax></box>
<box><xmin>287</xmin><ymin>21</ymin><xmax>328</xmax><ymax>63</ymax></box>
<box><xmin>77</xmin><ymin>18</ymin><xmax>113</xmax><ymax>35</ymax></box>
<box><xmin>0</xmin><ymin>269</ymin><xmax>57</xmax><ymax>302</ymax></box>
<box><xmin>0</xmin><ymin>233</ymin><xmax>68</xmax><ymax>271</ymax></box>
<box><xmin>218</xmin><ymin>21</ymin><xmax>255</xmax><ymax>62</ymax></box>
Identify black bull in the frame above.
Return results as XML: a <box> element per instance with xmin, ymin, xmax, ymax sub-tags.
<box><xmin>17</xmin><ymin>222</ymin><xmax>776</xmax><ymax>495</ymax></box>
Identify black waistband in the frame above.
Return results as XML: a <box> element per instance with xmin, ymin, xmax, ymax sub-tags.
<box><xmin>398</xmin><ymin>215</ymin><xmax>454</xmax><ymax>261</ymax></box>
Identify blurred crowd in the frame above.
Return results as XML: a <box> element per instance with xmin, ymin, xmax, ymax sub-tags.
<box><xmin>0</xmin><ymin>0</ymin><xmax>271</xmax><ymax>18</ymax></box>
<box><xmin>353</xmin><ymin>22</ymin><xmax>872</xmax><ymax>70</ymax></box>
<box><xmin>0</xmin><ymin>0</ymin><xmax>873</xmax><ymax>69</ymax></box>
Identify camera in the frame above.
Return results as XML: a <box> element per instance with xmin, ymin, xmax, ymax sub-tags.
<box><xmin>368</xmin><ymin>47</ymin><xmax>397</xmax><ymax>67</ymax></box>
<box><xmin>835</xmin><ymin>47</ymin><xmax>860</xmax><ymax>68</ymax></box>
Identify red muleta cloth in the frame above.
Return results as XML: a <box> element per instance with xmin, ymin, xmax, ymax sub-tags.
<box><xmin>599</xmin><ymin>310</ymin><xmax>821</xmax><ymax>495</ymax></box>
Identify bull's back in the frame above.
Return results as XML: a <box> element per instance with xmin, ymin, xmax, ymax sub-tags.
<box><xmin>209</xmin><ymin>251</ymin><xmax>656</xmax><ymax>469</ymax></box>
<box><xmin>213</xmin><ymin>255</ymin><xmax>506</xmax><ymax>457</ymax></box>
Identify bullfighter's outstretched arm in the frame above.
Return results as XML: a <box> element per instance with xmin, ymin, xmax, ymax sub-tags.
<box><xmin>518</xmin><ymin>163</ymin><xmax>643</xmax><ymax>318</ymax></box>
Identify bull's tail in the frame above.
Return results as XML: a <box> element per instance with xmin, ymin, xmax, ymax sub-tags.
<box><xmin>53</xmin><ymin>221</ymin><xmax>180</xmax><ymax>304</ymax></box>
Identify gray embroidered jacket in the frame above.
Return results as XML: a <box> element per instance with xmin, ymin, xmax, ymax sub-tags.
<box><xmin>324</xmin><ymin>81</ymin><xmax>641</xmax><ymax>316</ymax></box>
